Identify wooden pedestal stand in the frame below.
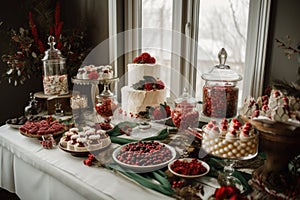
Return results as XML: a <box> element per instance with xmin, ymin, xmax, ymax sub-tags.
<box><xmin>34</xmin><ymin>91</ymin><xmax>72</xmax><ymax>115</ymax></box>
<box><xmin>241</xmin><ymin>116</ymin><xmax>300</xmax><ymax>199</ymax></box>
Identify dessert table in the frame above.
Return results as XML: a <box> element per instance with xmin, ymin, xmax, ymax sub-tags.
<box><xmin>0</xmin><ymin>124</ymin><xmax>177</xmax><ymax>200</ymax></box>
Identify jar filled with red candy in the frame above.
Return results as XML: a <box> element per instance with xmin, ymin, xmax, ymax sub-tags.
<box><xmin>201</xmin><ymin>48</ymin><xmax>242</xmax><ymax>119</ymax></box>
<box><xmin>172</xmin><ymin>88</ymin><xmax>199</xmax><ymax>130</ymax></box>
<box><xmin>42</xmin><ymin>36</ymin><xmax>68</xmax><ymax>95</ymax></box>
<box><xmin>95</xmin><ymin>95</ymin><xmax>118</xmax><ymax>123</ymax></box>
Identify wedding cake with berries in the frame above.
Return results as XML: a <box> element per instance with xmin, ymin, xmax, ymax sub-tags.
<box><xmin>121</xmin><ymin>53</ymin><xmax>166</xmax><ymax>116</ymax></box>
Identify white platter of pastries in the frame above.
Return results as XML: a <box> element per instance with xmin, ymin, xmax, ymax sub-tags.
<box><xmin>59</xmin><ymin>127</ymin><xmax>111</xmax><ymax>157</ymax></box>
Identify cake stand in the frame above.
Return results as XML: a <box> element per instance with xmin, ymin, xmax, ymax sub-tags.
<box><xmin>241</xmin><ymin>116</ymin><xmax>300</xmax><ymax>198</ymax></box>
<box><xmin>201</xmin><ymin>125</ymin><xmax>259</xmax><ymax>192</ymax></box>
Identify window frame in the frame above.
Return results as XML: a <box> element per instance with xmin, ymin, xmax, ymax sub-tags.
<box><xmin>109</xmin><ymin>0</ymin><xmax>271</xmax><ymax>99</ymax></box>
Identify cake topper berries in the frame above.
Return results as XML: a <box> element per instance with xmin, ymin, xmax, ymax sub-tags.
<box><xmin>133</xmin><ymin>52</ymin><xmax>156</xmax><ymax>64</ymax></box>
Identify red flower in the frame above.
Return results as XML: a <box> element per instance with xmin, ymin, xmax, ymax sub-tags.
<box><xmin>148</xmin><ymin>57</ymin><xmax>156</xmax><ymax>64</ymax></box>
<box><xmin>144</xmin><ymin>82</ymin><xmax>153</xmax><ymax>91</ymax></box>
<box><xmin>156</xmin><ymin>79</ymin><xmax>165</xmax><ymax>89</ymax></box>
<box><xmin>165</xmin><ymin>105</ymin><xmax>171</xmax><ymax>117</ymax></box>
<box><xmin>140</xmin><ymin>52</ymin><xmax>151</xmax><ymax>62</ymax></box>
<box><xmin>214</xmin><ymin>186</ymin><xmax>246</xmax><ymax>200</ymax></box>
<box><xmin>133</xmin><ymin>52</ymin><xmax>156</xmax><ymax>64</ymax></box>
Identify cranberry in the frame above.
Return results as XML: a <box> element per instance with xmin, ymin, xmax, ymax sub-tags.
<box><xmin>95</xmin><ymin>97</ymin><xmax>118</xmax><ymax>118</ymax></box>
<box><xmin>117</xmin><ymin>141</ymin><xmax>172</xmax><ymax>166</ymax></box>
<box><xmin>170</xmin><ymin>159</ymin><xmax>207</xmax><ymax>176</ymax></box>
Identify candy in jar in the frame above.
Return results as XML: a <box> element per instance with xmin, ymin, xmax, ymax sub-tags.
<box><xmin>42</xmin><ymin>36</ymin><xmax>69</xmax><ymax>95</ymax></box>
<box><xmin>201</xmin><ymin>48</ymin><xmax>242</xmax><ymax>118</ymax></box>
<box><xmin>171</xmin><ymin>88</ymin><xmax>199</xmax><ymax>130</ymax></box>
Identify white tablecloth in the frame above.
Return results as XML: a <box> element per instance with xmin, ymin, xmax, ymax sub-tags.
<box><xmin>0</xmin><ymin>125</ymin><xmax>175</xmax><ymax>200</ymax></box>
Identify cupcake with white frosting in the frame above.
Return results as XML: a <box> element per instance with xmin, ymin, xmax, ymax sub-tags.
<box><xmin>60</xmin><ymin>131</ymin><xmax>74</xmax><ymax>148</ymax></box>
<box><xmin>209</xmin><ymin>126</ymin><xmax>220</xmax><ymax>138</ymax></box>
<box><xmin>75</xmin><ymin>138</ymin><xmax>87</xmax><ymax>151</ymax></box>
<box><xmin>87</xmin><ymin>135</ymin><xmax>102</xmax><ymax>151</ymax></box>
<box><xmin>67</xmin><ymin>134</ymin><xmax>79</xmax><ymax>150</ymax></box>
<box><xmin>225</xmin><ymin>130</ymin><xmax>238</xmax><ymax>141</ymax></box>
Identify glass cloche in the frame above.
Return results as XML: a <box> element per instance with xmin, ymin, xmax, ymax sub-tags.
<box><xmin>42</xmin><ymin>36</ymin><xmax>69</xmax><ymax>95</ymax></box>
<box><xmin>201</xmin><ymin>48</ymin><xmax>242</xmax><ymax>119</ymax></box>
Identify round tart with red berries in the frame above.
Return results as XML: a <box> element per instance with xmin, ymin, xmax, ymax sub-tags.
<box><xmin>112</xmin><ymin>141</ymin><xmax>176</xmax><ymax>173</ymax></box>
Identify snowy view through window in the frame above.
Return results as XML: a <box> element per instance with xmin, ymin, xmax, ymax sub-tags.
<box><xmin>142</xmin><ymin>0</ymin><xmax>249</xmax><ymax>103</ymax></box>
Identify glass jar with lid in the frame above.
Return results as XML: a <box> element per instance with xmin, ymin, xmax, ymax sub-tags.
<box><xmin>95</xmin><ymin>93</ymin><xmax>118</xmax><ymax>130</ymax></box>
<box><xmin>42</xmin><ymin>36</ymin><xmax>69</xmax><ymax>95</ymax></box>
<box><xmin>201</xmin><ymin>48</ymin><xmax>242</xmax><ymax>119</ymax></box>
<box><xmin>171</xmin><ymin>88</ymin><xmax>199</xmax><ymax>130</ymax></box>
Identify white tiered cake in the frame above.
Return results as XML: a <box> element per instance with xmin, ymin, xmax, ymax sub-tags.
<box><xmin>121</xmin><ymin>53</ymin><xmax>166</xmax><ymax>115</ymax></box>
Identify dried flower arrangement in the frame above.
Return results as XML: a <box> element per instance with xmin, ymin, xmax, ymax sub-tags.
<box><xmin>1</xmin><ymin>0</ymin><xmax>92</xmax><ymax>86</ymax></box>
<box><xmin>274</xmin><ymin>36</ymin><xmax>300</xmax><ymax>96</ymax></box>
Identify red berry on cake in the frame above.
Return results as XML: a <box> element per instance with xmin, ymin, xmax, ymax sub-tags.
<box><xmin>144</xmin><ymin>82</ymin><xmax>153</xmax><ymax>91</ymax></box>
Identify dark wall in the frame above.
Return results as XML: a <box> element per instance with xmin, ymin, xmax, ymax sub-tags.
<box><xmin>0</xmin><ymin>0</ymin><xmax>109</xmax><ymax>124</ymax></box>
<box><xmin>264</xmin><ymin>0</ymin><xmax>300</xmax><ymax>90</ymax></box>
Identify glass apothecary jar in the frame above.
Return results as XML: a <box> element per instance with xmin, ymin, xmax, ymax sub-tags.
<box><xmin>171</xmin><ymin>88</ymin><xmax>199</xmax><ymax>130</ymax></box>
<box><xmin>42</xmin><ymin>36</ymin><xmax>69</xmax><ymax>95</ymax></box>
<box><xmin>201</xmin><ymin>48</ymin><xmax>242</xmax><ymax>119</ymax></box>
<box><xmin>95</xmin><ymin>94</ymin><xmax>118</xmax><ymax>129</ymax></box>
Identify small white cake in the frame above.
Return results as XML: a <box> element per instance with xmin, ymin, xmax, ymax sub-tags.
<box><xmin>75</xmin><ymin>138</ymin><xmax>87</xmax><ymax>151</ymax></box>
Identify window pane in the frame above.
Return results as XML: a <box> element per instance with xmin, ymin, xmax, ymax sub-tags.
<box><xmin>196</xmin><ymin>0</ymin><xmax>250</xmax><ymax>105</ymax></box>
<box><xmin>141</xmin><ymin>0</ymin><xmax>173</xmax><ymax>96</ymax></box>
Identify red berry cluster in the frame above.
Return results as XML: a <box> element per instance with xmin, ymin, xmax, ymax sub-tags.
<box><xmin>95</xmin><ymin>97</ymin><xmax>118</xmax><ymax>118</ymax></box>
<box><xmin>83</xmin><ymin>154</ymin><xmax>96</xmax><ymax>166</ymax></box>
<box><xmin>116</xmin><ymin>141</ymin><xmax>173</xmax><ymax>166</ymax></box>
<box><xmin>133</xmin><ymin>52</ymin><xmax>156</xmax><ymax>64</ymax></box>
<box><xmin>170</xmin><ymin>159</ymin><xmax>207</xmax><ymax>176</ymax></box>
<box><xmin>213</xmin><ymin>185</ymin><xmax>246</xmax><ymax>200</ymax></box>
<box><xmin>171</xmin><ymin>180</ymin><xmax>185</xmax><ymax>188</ymax></box>
<box><xmin>98</xmin><ymin>122</ymin><xmax>113</xmax><ymax>130</ymax></box>
<box><xmin>172</xmin><ymin>101</ymin><xmax>199</xmax><ymax>130</ymax></box>
<box><xmin>203</xmin><ymin>85</ymin><xmax>238</xmax><ymax>118</ymax></box>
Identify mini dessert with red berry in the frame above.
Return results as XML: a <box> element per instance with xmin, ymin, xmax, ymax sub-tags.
<box><xmin>202</xmin><ymin>118</ymin><xmax>258</xmax><ymax>159</ymax></box>
<box><xmin>76</xmin><ymin>65</ymin><xmax>114</xmax><ymax>80</ymax></box>
<box><xmin>121</xmin><ymin>52</ymin><xmax>166</xmax><ymax>115</ymax></box>
<box><xmin>240</xmin><ymin>89</ymin><xmax>300</xmax><ymax>125</ymax></box>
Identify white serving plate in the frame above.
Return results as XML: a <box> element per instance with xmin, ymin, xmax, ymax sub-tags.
<box><xmin>112</xmin><ymin>141</ymin><xmax>176</xmax><ymax>173</ymax></box>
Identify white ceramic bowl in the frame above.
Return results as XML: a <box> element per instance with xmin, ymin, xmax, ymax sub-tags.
<box><xmin>168</xmin><ymin>158</ymin><xmax>210</xmax><ymax>179</ymax></box>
